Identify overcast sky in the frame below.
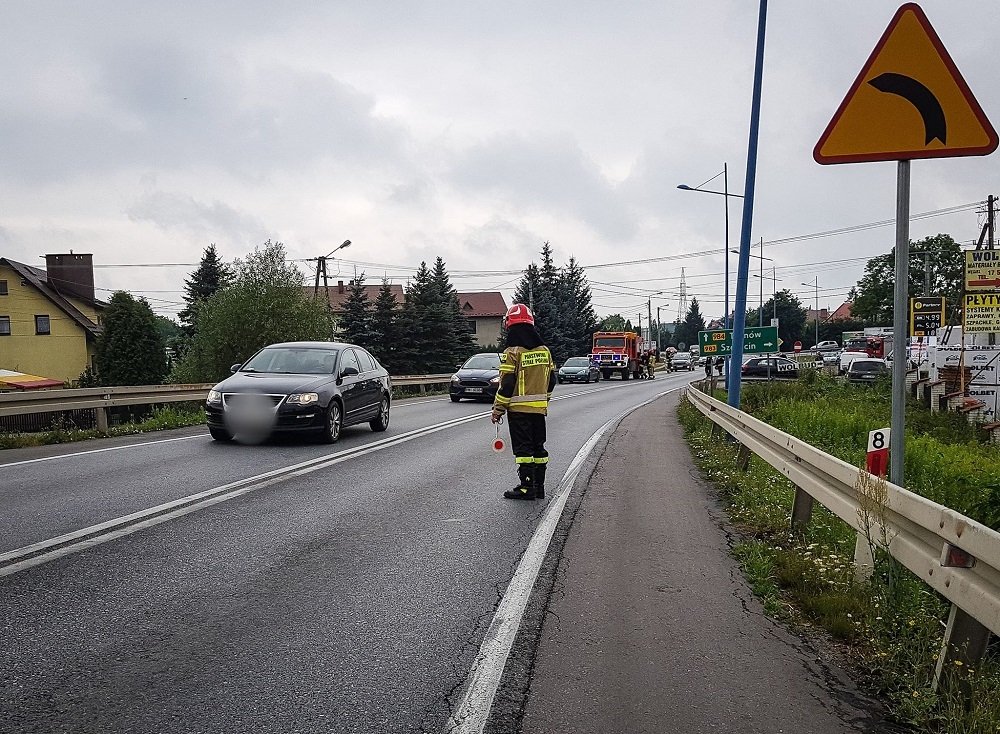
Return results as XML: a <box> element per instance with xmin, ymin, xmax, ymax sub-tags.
<box><xmin>2</xmin><ymin>1</ymin><xmax>998</xmax><ymax>325</ymax></box>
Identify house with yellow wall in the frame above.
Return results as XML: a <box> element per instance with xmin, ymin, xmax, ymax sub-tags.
<box><xmin>0</xmin><ymin>254</ymin><xmax>104</xmax><ymax>386</ymax></box>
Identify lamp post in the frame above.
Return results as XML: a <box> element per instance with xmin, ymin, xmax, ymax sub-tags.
<box><xmin>752</xmin><ymin>267</ymin><xmax>781</xmax><ymax>325</ymax></box>
<box><xmin>732</xmin><ymin>244</ymin><xmax>772</xmax><ymax>326</ymax></box>
<box><xmin>647</xmin><ymin>292</ymin><xmax>666</xmax><ymax>351</ymax></box>
<box><xmin>802</xmin><ymin>277</ymin><xmax>820</xmax><ymax>349</ymax></box>
<box><xmin>679</xmin><ymin>165</ymin><xmax>745</xmax><ymax>390</ymax></box>
<box><xmin>310</xmin><ymin>239</ymin><xmax>352</xmax><ymax>296</ymax></box>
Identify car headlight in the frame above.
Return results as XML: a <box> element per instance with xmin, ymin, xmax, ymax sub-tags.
<box><xmin>451</xmin><ymin>375</ymin><xmax>461</xmax><ymax>383</ymax></box>
<box><xmin>207</xmin><ymin>389</ymin><xmax>222</xmax><ymax>404</ymax></box>
<box><xmin>287</xmin><ymin>392</ymin><xmax>319</xmax><ymax>405</ymax></box>
<box><xmin>490</xmin><ymin>376</ymin><xmax>501</xmax><ymax>384</ymax></box>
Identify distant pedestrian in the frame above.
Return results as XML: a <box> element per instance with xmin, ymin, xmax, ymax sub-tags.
<box><xmin>704</xmin><ymin>357</ymin><xmax>713</xmax><ymax>378</ymax></box>
<box><xmin>646</xmin><ymin>350</ymin><xmax>655</xmax><ymax>379</ymax></box>
<box><xmin>715</xmin><ymin>355</ymin><xmax>724</xmax><ymax>376</ymax></box>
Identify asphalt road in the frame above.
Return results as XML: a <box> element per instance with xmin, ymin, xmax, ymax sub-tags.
<box><xmin>0</xmin><ymin>371</ymin><xmax>693</xmax><ymax>734</ymax></box>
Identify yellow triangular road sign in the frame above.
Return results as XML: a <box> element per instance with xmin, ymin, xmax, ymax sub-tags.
<box><xmin>815</xmin><ymin>3</ymin><xmax>997</xmax><ymax>164</ymax></box>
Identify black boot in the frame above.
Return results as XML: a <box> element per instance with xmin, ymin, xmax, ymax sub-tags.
<box><xmin>504</xmin><ymin>464</ymin><xmax>536</xmax><ymax>500</ymax></box>
<box><xmin>534</xmin><ymin>463</ymin><xmax>546</xmax><ymax>500</ymax></box>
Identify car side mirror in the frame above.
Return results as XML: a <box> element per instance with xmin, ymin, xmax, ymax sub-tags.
<box><xmin>230</xmin><ymin>363</ymin><xmax>242</xmax><ymax>373</ymax></box>
<box><xmin>340</xmin><ymin>366</ymin><xmax>359</xmax><ymax>378</ymax></box>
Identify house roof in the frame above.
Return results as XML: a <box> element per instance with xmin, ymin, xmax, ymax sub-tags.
<box><xmin>1</xmin><ymin>258</ymin><xmax>102</xmax><ymax>337</ymax></box>
<box><xmin>828</xmin><ymin>301</ymin><xmax>854</xmax><ymax>321</ymax></box>
<box><xmin>456</xmin><ymin>292</ymin><xmax>508</xmax><ymax>317</ymax></box>
<box><xmin>0</xmin><ymin>369</ymin><xmax>64</xmax><ymax>390</ymax></box>
<box><xmin>309</xmin><ymin>282</ymin><xmax>405</xmax><ymax>311</ymax></box>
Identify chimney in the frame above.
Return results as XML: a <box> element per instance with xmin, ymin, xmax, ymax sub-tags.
<box><xmin>338</xmin><ymin>280</ymin><xmax>345</xmax><ymax>294</ymax></box>
<box><xmin>45</xmin><ymin>253</ymin><xmax>95</xmax><ymax>303</ymax></box>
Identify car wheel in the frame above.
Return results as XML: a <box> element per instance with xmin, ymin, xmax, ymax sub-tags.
<box><xmin>450</xmin><ymin>394</ymin><xmax>461</xmax><ymax>402</ymax></box>
<box><xmin>557</xmin><ymin>378</ymin><xmax>563</xmax><ymax>384</ymax></box>
<box><xmin>370</xmin><ymin>395</ymin><xmax>390</xmax><ymax>432</ymax></box>
<box><xmin>584</xmin><ymin>375</ymin><xmax>591</xmax><ymax>383</ymax></box>
<box><xmin>209</xmin><ymin>426</ymin><xmax>233</xmax><ymax>442</ymax></box>
<box><xmin>321</xmin><ymin>400</ymin><xmax>343</xmax><ymax>444</ymax></box>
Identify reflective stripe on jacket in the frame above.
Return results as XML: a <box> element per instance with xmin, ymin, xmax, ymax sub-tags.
<box><xmin>493</xmin><ymin>346</ymin><xmax>555</xmax><ymax>415</ymax></box>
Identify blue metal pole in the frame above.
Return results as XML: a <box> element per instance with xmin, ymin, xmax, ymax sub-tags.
<box><xmin>729</xmin><ymin>0</ymin><xmax>768</xmax><ymax>411</ymax></box>
<box><xmin>724</xmin><ymin>163</ymin><xmax>731</xmax><ymax>392</ymax></box>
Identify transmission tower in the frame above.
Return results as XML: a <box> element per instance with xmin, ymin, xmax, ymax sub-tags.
<box><xmin>676</xmin><ymin>268</ymin><xmax>688</xmax><ymax>323</ymax></box>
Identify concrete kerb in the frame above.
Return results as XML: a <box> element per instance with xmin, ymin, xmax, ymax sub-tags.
<box><xmin>481</xmin><ymin>401</ymin><xmax>633</xmax><ymax>734</ymax></box>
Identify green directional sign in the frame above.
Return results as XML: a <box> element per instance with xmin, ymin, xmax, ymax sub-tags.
<box><xmin>698</xmin><ymin>326</ymin><xmax>780</xmax><ymax>356</ymax></box>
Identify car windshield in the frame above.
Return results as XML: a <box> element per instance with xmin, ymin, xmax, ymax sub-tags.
<box><xmin>241</xmin><ymin>347</ymin><xmax>339</xmax><ymax>374</ymax></box>
<box><xmin>463</xmin><ymin>355</ymin><xmax>501</xmax><ymax>370</ymax></box>
<box><xmin>594</xmin><ymin>337</ymin><xmax>625</xmax><ymax>349</ymax></box>
<box><xmin>564</xmin><ymin>358</ymin><xmax>589</xmax><ymax>367</ymax></box>
<box><xmin>852</xmin><ymin>362</ymin><xmax>885</xmax><ymax>373</ymax></box>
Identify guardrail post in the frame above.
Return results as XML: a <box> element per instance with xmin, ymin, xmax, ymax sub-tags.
<box><xmin>95</xmin><ymin>406</ymin><xmax>109</xmax><ymax>434</ymax></box>
<box><xmin>790</xmin><ymin>489</ymin><xmax>814</xmax><ymax>532</ymax></box>
<box><xmin>736</xmin><ymin>443</ymin><xmax>751</xmax><ymax>471</ymax></box>
<box><xmin>933</xmin><ymin>605</ymin><xmax>991</xmax><ymax>698</ymax></box>
<box><xmin>853</xmin><ymin>534</ymin><xmax>874</xmax><ymax>582</ymax></box>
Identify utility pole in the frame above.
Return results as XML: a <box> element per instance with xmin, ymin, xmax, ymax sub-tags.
<box><xmin>648</xmin><ymin>298</ymin><xmax>654</xmax><ymax>350</ymax></box>
<box><xmin>308</xmin><ymin>239</ymin><xmax>352</xmax><ymax>297</ymax></box>
<box><xmin>528</xmin><ymin>281</ymin><xmax>535</xmax><ymax>311</ymax></box>
<box><xmin>924</xmin><ymin>252</ymin><xmax>931</xmax><ymax>297</ymax></box>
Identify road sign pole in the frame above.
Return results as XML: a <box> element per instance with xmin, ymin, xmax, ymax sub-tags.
<box><xmin>729</xmin><ymin>0</ymin><xmax>767</xmax><ymax>411</ymax></box>
<box><xmin>890</xmin><ymin>160</ymin><xmax>910</xmax><ymax>487</ymax></box>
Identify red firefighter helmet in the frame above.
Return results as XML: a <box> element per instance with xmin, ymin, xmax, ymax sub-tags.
<box><xmin>504</xmin><ymin>303</ymin><xmax>535</xmax><ymax>327</ymax></box>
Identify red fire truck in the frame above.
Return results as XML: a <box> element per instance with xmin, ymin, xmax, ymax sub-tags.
<box><xmin>590</xmin><ymin>332</ymin><xmax>642</xmax><ymax>380</ymax></box>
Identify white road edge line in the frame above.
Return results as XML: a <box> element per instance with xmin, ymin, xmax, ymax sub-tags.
<box><xmin>444</xmin><ymin>387</ymin><xmax>681</xmax><ymax>734</ymax></box>
<box><xmin>0</xmin><ymin>434</ymin><xmax>205</xmax><ymax>468</ymax></box>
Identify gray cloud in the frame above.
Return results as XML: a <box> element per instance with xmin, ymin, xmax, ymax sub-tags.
<box><xmin>126</xmin><ymin>190</ymin><xmax>272</xmax><ymax>246</ymax></box>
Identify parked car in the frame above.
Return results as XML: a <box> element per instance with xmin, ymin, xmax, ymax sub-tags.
<box><xmin>450</xmin><ymin>352</ymin><xmax>503</xmax><ymax>402</ymax></box>
<box><xmin>205</xmin><ymin>341</ymin><xmax>391</xmax><ymax>443</ymax></box>
<box><xmin>815</xmin><ymin>340</ymin><xmax>840</xmax><ymax>352</ymax></box>
<box><xmin>838</xmin><ymin>350</ymin><xmax>870</xmax><ymax>374</ymax></box>
<box><xmin>821</xmin><ymin>351</ymin><xmax>840</xmax><ymax>366</ymax></box>
<box><xmin>558</xmin><ymin>356</ymin><xmax>601</xmax><ymax>384</ymax></box>
<box><xmin>670</xmin><ymin>352</ymin><xmax>695</xmax><ymax>371</ymax></box>
<box><xmin>741</xmin><ymin>356</ymin><xmax>799</xmax><ymax>379</ymax></box>
<box><xmin>846</xmin><ymin>358</ymin><xmax>889</xmax><ymax>384</ymax></box>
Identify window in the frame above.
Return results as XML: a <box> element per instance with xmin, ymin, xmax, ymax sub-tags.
<box><xmin>340</xmin><ymin>350</ymin><xmax>361</xmax><ymax>375</ymax></box>
<box><xmin>0</xmin><ymin>280</ymin><xmax>7</xmax><ymax>295</ymax></box>
<box><xmin>467</xmin><ymin>319</ymin><xmax>477</xmax><ymax>333</ymax></box>
<box><xmin>356</xmin><ymin>350</ymin><xmax>376</xmax><ymax>373</ymax></box>
<box><xmin>35</xmin><ymin>315</ymin><xmax>50</xmax><ymax>335</ymax></box>
<box><xmin>0</xmin><ymin>316</ymin><xmax>9</xmax><ymax>335</ymax></box>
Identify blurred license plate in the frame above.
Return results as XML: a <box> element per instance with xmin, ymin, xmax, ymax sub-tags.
<box><xmin>466</xmin><ymin>387</ymin><xmax>483</xmax><ymax>393</ymax></box>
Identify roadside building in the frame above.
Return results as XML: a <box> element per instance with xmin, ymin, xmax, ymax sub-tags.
<box><xmin>0</xmin><ymin>254</ymin><xmax>104</xmax><ymax>385</ymax></box>
<box><xmin>455</xmin><ymin>292</ymin><xmax>508</xmax><ymax>347</ymax></box>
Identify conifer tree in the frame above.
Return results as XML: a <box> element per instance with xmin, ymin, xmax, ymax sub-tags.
<box><xmin>370</xmin><ymin>278</ymin><xmax>402</xmax><ymax>373</ymax></box>
<box><xmin>179</xmin><ymin>244</ymin><xmax>231</xmax><ymax>337</ymax></box>
<box><xmin>95</xmin><ymin>291</ymin><xmax>168</xmax><ymax>386</ymax></box>
<box><xmin>338</xmin><ymin>273</ymin><xmax>373</xmax><ymax>345</ymax></box>
<box><xmin>431</xmin><ymin>257</ymin><xmax>476</xmax><ymax>368</ymax></box>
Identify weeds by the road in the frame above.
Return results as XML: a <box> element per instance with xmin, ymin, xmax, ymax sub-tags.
<box><xmin>0</xmin><ymin>404</ymin><xmax>207</xmax><ymax>450</ymax></box>
<box><xmin>678</xmin><ymin>384</ymin><xmax>1000</xmax><ymax>733</ymax></box>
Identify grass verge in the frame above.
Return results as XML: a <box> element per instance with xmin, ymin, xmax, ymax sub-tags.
<box><xmin>678</xmin><ymin>382</ymin><xmax>1000</xmax><ymax>733</ymax></box>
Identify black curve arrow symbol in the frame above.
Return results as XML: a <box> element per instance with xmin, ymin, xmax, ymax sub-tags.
<box><xmin>867</xmin><ymin>72</ymin><xmax>947</xmax><ymax>145</ymax></box>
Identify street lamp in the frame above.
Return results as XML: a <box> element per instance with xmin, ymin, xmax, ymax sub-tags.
<box><xmin>678</xmin><ymin>164</ymin><xmax>745</xmax><ymax>333</ymax></box>
<box><xmin>752</xmin><ymin>267</ymin><xmax>781</xmax><ymax>327</ymax></box>
<box><xmin>733</xmin><ymin>244</ymin><xmax>772</xmax><ymax>326</ymax></box>
<box><xmin>679</xmin><ymin>164</ymin><xmax>745</xmax><ymax>391</ymax></box>
<box><xmin>647</xmin><ymin>292</ymin><xmax>667</xmax><ymax>351</ymax></box>
<box><xmin>311</xmin><ymin>239</ymin><xmax>353</xmax><ymax>295</ymax></box>
<box><xmin>802</xmin><ymin>277</ymin><xmax>820</xmax><ymax>349</ymax></box>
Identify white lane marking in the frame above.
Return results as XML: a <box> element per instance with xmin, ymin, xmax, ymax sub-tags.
<box><xmin>444</xmin><ymin>386</ymin><xmax>681</xmax><ymax>733</ymax></box>
<box><xmin>0</xmin><ymin>376</ymin><xmax>688</xmax><ymax>576</ymax></box>
<box><xmin>0</xmin><ymin>434</ymin><xmax>204</xmax><ymax>468</ymax></box>
<box><xmin>0</xmin><ymin>411</ymin><xmax>488</xmax><ymax>576</ymax></box>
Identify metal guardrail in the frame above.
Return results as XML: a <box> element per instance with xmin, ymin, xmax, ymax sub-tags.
<box><xmin>0</xmin><ymin>374</ymin><xmax>456</xmax><ymax>421</ymax></box>
<box><xmin>684</xmin><ymin>384</ymin><xmax>1000</xmax><ymax>682</ymax></box>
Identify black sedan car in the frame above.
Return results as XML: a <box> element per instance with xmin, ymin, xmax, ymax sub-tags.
<box><xmin>558</xmin><ymin>356</ymin><xmax>601</xmax><ymax>384</ymax></box>
<box><xmin>205</xmin><ymin>341</ymin><xmax>391</xmax><ymax>443</ymax></box>
<box><xmin>450</xmin><ymin>353</ymin><xmax>502</xmax><ymax>402</ymax></box>
<box><xmin>847</xmin><ymin>358</ymin><xmax>889</xmax><ymax>384</ymax></box>
<box><xmin>741</xmin><ymin>356</ymin><xmax>799</xmax><ymax>379</ymax></box>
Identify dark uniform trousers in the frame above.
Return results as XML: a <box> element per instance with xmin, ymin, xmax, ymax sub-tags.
<box><xmin>508</xmin><ymin>412</ymin><xmax>547</xmax><ymax>465</ymax></box>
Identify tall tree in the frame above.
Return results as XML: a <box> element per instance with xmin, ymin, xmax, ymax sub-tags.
<box><xmin>597</xmin><ymin>314</ymin><xmax>627</xmax><ymax>332</ymax></box>
<box><xmin>95</xmin><ymin>291</ymin><xmax>168</xmax><ymax>386</ymax></box>
<box><xmin>559</xmin><ymin>256</ymin><xmax>599</xmax><ymax>357</ymax></box>
<box><xmin>430</xmin><ymin>257</ymin><xmax>476</xmax><ymax>368</ymax></box>
<box><xmin>747</xmin><ymin>289</ymin><xmax>807</xmax><ymax>350</ymax></box>
<box><xmin>370</xmin><ymin>278</ymin><xmax>402</xmax><ymax>374</ymax></box>
<box><xmin>171</xmin><ymin>241</ymin><xmax>333</xmax><ymax>383</ymax></box>
<box><xmin>338</xmin><ymin>273</ymin><xmax>373</xmax><ymax>345</ymax></box>
<box><xmin>672</xmin><ymin>298</ymin><xmax>706</xmax><ymax>350</ymax></box>
<box><xmin>179</xmin><ymin>244</ymin><xmax>231</xmax><ymax>337</ymax></box>
<box><xmin>850</xmin><ymin>234</ymin><xmax>963</xmax><ymax>324</ymax></box>
<box><xmin>398</xmin><ymin>262</ymin><xmax>442</xmax><ymax>374</ymax></box>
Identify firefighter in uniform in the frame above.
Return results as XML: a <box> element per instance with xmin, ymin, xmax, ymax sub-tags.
<box><xmin>646</xmin><ymin>350</ymin><xmax>656</xmax><ymax>379</ymax></box>
<box><xmin>492</xmin><ymin>304</ymin><xmax>556</xmax><ymax>501</ymax></box>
